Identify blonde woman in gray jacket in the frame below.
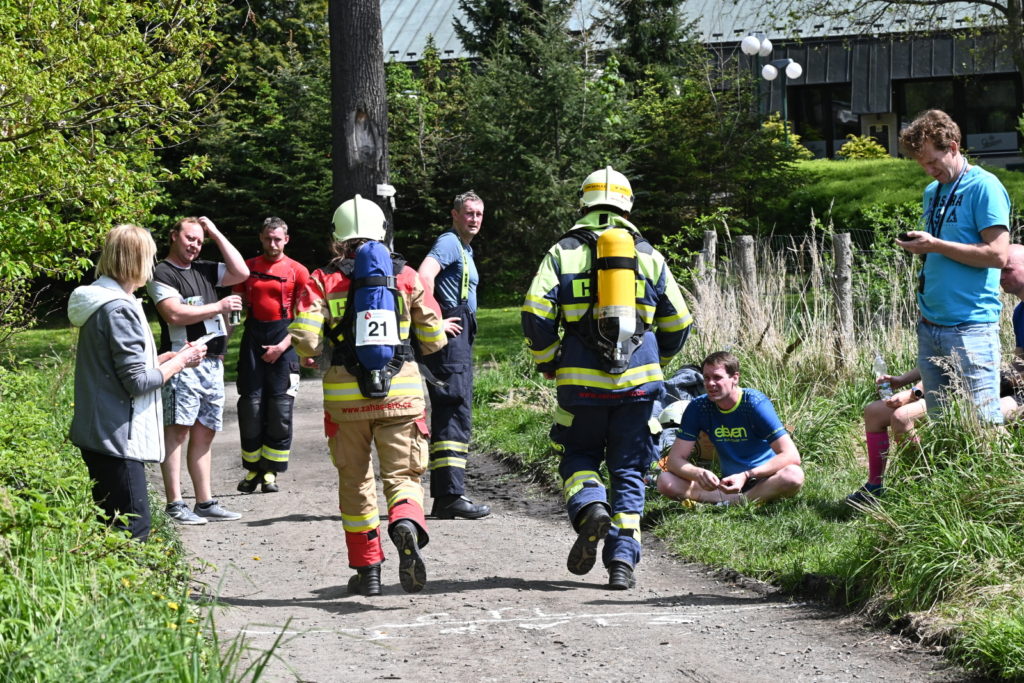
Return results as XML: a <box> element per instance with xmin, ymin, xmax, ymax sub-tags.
<box><xmin>68</xmin><ymin>225</ymin><xmax>207</xmax><ymax>540</ymax></box>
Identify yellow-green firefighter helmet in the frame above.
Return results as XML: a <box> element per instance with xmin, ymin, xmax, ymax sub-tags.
<box><xmin>579</xmin><ymin>166</ymin><xmax>633</xmax><ymax>213</ymax></box>
<box><xmin>331</xmin><ymin>194</ymin><xmax>386</xmax><ymax>243</ymax></box>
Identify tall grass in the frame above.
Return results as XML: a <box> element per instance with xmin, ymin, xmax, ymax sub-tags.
<box><xmin>0</xmin><ymin>343</ymin><xmax>269</xmax><ymax>680</ymax></box>
<box><xmin>473</xmin><ymin>234</ymin><xmax>1024</xmax><ymax>679</ymax></box>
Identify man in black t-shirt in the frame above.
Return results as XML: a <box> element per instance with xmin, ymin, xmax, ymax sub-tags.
<box><xmin>148</xmin><ymin>216</ymin><xmax>249</xmax><ymax>525</ymax></box>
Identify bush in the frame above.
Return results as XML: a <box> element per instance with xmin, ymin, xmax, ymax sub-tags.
<box><xmin>757</xmin><ymin>158</ymin><xmax>1024</xmax><ymax>236</ymax></box>
<box><xmin>837</xmin><ymin>134</ymin><xmax>889</xmax><ymax>159</ymax></box>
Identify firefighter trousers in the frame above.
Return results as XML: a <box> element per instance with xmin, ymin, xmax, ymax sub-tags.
<box><xmin>550</xmin><ymin>401</ymin><xmax>658</xmax><ymax>568</ymax></box>
<box><xmin>236</xmin><ymin>319</ymin><xmax>300</xmax><ymax>473</ymax></box>
<box><xmin>326</xmin><ymin>411</ymin><xmax>430</xmax><ymax>568</ymax></box>
<box><xmin>425</xmin><ymin>304</ymin><xmax>476</xmax><ymax>497</ymax></box>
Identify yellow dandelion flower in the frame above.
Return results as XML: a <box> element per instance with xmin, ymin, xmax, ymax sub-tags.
<box><xmin>186</xmin><ymin>618</ymin><xmax>196</xmax><ymax>624</ymax></box>
<box><xmin>121</xmin><ymin>578</ymin><xmax>131</xmax><ymax>588</ymax></box>
<box><xmin>167</xmin><ymin>601</ymin><xmax>179</xmax><ymax>610</ymax></box>
<box><xmin>252</xmin><ymin>556</ymin><xmax>261</xmax><ymax>561</ymax></box>
<box><xmin>167</xmin><ymin>623</ymin><xmax>178</xmax><ymax>630</ymax></box>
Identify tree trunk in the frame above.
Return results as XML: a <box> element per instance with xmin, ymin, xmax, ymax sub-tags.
<box><xmin>329</xmin><ymin>0</ymin><xmax>393</xmax><ymax>242</ymax></box>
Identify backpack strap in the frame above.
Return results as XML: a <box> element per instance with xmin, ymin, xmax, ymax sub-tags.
<box><xmin>558</xmin><ymin>226</ymin><xmax>652</xmax><ymax>374</ymax></box>
<box><xmin>326</xmin><ymin>254</ymin><xmax>414</xmax><ymax>398</ymax></box>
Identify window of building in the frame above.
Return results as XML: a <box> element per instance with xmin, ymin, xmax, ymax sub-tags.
<box><xmin>789</xmin><ymin>84</ymin><xmax>860</xmax><ymax>158</ymax></box>
<box><xmin>896</xmin><ymin>76</ymin><xmax>1021</xmax><ymax>156</ymax></box>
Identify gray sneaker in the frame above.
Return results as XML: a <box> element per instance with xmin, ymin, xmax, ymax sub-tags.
<box><xmin>165</xmin><ymin>500</ymin><xmax>208</xmax><ymax>525</ymax></box>
<box><xmin>194</xmin><ymin>499</ymin><xmax>242</xmax><ymax>521</ymax></box>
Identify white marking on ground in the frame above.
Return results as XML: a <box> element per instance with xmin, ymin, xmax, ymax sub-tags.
<box><xmin>229</xmin><ymin>602</ymin><xmax>807</xmax><ymax>639</ymax></box>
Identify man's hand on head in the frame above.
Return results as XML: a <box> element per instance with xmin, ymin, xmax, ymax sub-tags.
<box><xmin>198</xmin><ymin>216</ymin><xmax>218</xmax><ymax>237</ymax></box>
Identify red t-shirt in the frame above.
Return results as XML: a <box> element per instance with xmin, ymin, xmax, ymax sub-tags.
<box><xmin>234</xmin><ymin>255</ymin><xmax>310</xmax><ymax>322</ymax></box>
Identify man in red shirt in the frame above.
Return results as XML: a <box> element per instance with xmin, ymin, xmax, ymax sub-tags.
<box><xmin>234</xmin><ymin>217</ymin><xmax>310</xmax><ymax>493</ymax></box>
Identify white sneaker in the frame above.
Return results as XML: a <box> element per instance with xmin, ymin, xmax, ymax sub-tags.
<box><xmin>166</xmin><ymin>500</ymin><xmax>208</xmax><ymax>525</ymax></box>
<box><xmin>194</xmin><ymin>499</ymin><xmax>241</xmax><ymax>521</ymax></box>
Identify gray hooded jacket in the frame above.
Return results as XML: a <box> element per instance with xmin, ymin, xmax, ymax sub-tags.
<box><xmin>68</xmin><ymin>276</ymin><xmax>165</xmax><ymax>462</ymax></box>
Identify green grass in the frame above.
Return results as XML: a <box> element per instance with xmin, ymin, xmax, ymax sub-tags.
<box><xmin>471</xmin><ymin>236</ymin><xmax>1024</xmax><ymax>679</ymax></box>
<box><xmin>473</xmin><ymin>306</ymin><xmax>525</xmax><ymax>363</ymax></box>
<box><xmin>0</xmin><ymin>341</ymin><xmax>268</xmax><ymax>680</ymax></box>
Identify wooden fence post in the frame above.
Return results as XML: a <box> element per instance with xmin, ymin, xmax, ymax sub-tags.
<box><xmin>832</xmin><ymin>232</ymin><xmax>854</xmax><ymax>364</ymax></box>
<box><xmin>698</xmin><ymin>230</ymin><xmax>717</xmax><ymax>280</ymax></box>
<box><xmin>737</xmin><ymin>235</ymin><xmax>757</xmax><ymax>324</ymax></box>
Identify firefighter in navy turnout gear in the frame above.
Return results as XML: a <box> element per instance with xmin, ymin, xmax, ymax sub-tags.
<box><xmin>234</xmin><ymin>217</ymin><xmax>310</xmax><ymax>494</ymax></box>
<box><xmin>522</xmin><ymin>167</ymin><xmax>693</xmax><ymax>589</ymax></box>
<box><xmin>290</xmin><ymin>196</ymin><xmax>447</xmax><ymax>596</ymax></box>
<box><xmin>417</xmin><ymin>191</ymin><xmax>491</xmax><ymax>519</ymax></box>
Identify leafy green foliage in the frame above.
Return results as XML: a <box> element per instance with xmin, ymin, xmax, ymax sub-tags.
<box><xmin>0</xmin><ymin>0</ymin><xmax>218</xmax><ymax>284</ymax></box>
<box><xmin>454</xmin><ymin>0</ymin><xmax>572</xmax><ymax>58</ymax></box>
<box><xmin>756</xmin><ymin>158</ymin><xmax>1024</xmax><ymax>236</ymax></box>
<box><xmin>386</xmin><ymin>42</ymin><xmax>474</xmax><ymax>261</ymax></box>
<box><xmin>628</xmin><ymin>80</ymin><xmax>807</xmax><ymax>245</ymax></box>
<box><xmin>838</xmin><ymin>133</ymin><xmax>890</xmax><ymax>159</ymax></box>
<box><xmin>0</xmin><ymin>355</ymin><xmax>256</xmax><ymax>680</ymax></box>
<box><xmin>761</xmin><ymin>113</ymin><xmax>815</xmax><ymax>159</ymax></box>
<box><xmin>599</xmin><ymin>0</ymin><xmax>699</xmax><ymax>85</ymax></box>
<box><xmin>452</xmin><ymin>9</ymin><xmax>632</xmax><ymax>294</ymax></box>
<box><xmin>158</xmin><ymin>0</ymin><xmax>333</xmax><ymax>267</ymax></box>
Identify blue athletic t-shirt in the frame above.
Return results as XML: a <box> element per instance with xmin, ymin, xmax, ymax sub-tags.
<box><xmin>917</xmin><ymin>165</ymin><xmax>1010</xmax><ymax>325</ymax></box>
<box><xmin>426</xmin><ymin>231</ymin><xmax>478</xmax><ymax>313</ymax></box>
<box><xmin>677</xmin><ymin>389</ymin><xmax>787</xmax><ymax>476</ymax></box>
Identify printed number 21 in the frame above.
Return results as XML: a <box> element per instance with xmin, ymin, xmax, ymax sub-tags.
<box><xmin>368</xmin><ymin>320</ymin><xmax>387</xmax><ymax>337</ymax></box>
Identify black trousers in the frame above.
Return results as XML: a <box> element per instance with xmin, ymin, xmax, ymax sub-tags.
<box><xmin>236</xmin><ymin>318</ymin><xmax>299</xmax><ymax>473</ymax></box>
<box><xmin>425</xmin><ymin>304</ymin><xmax>476</xmax><ymax>497</ymax></box>
<box><xmin>80</xmin><ymin>448</ymin><xmax>151</xmax><ymax>541</ymax></box>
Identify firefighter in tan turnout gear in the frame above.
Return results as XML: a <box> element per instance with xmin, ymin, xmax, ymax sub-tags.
<box><xmin>289</xmin><ymin>195</ymin><xmax>447</xmax><ymax>596</ymax></box>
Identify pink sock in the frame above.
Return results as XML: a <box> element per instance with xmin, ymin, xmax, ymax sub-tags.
<box><xmin>866</xmin><ymin>431</ymin><xmax>889</xmax><ymax>486</ymax></box>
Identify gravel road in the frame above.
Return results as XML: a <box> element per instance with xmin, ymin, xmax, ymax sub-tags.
<box><xmin>169</xmin><ymin>378</ymin><xmax>973</xmax><ymax>682</ymax></box>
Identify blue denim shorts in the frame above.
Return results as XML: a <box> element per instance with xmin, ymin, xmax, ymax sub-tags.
<box><xmin>917</xmin><ymin>319</ymin><xmax>1002</xmax><ymax>424</ymax></box>
<box><xmin>162</xmin><ymin>357</ymin><xmax>225</xmax><ymax>431</ymax></box>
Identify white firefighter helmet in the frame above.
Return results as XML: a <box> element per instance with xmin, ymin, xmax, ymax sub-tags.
<box><xmin>659</xmin><ymin>399</ymin><xmax>690</xmax><ymax>428</ymax></box>
<box><xmin>580</xmin><ymin>166</ymin><xmax>633</xmax><ymax>213</ymax></box>
<box><xmin>332</xmin><ymin>194</ymin><xmax>387</xmax><ymax>243</ymax></box>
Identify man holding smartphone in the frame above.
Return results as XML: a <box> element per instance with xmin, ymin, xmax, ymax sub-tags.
<box><xmin>149</xmin><ymin>216</ymin><xmax>249</xmax><ymax>524</ymax></box>
<box><xmin>896</xmin><ymin>109</ymin><xmax>1010</xmax><ymax>425</ymax></box>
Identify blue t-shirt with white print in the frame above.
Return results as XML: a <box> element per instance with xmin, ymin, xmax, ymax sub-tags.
<box><xmin>917</xmin><ymin>165</ymin><xmax>1010</xmax><ymax>325</ymax></box>
<box><xmin>677</xmin><ymin>388</ymin><xmax>787</xmax><ymax>476</ymax></box>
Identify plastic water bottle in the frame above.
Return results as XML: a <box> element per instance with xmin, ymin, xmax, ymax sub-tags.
<box><xmin>873</xmin><ymin>352</ymin><xmax>893</xmax><ymax>399</ymax></box>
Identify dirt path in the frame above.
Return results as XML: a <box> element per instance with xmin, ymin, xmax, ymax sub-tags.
<box><xmin>171</xmin><ymin>378</ymin><xmax>971</xmax><ymax>682</ymax></box>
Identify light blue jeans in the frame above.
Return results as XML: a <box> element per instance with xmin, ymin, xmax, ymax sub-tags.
<box><xmin>917</xmin><ymin>319</ymin><xmax>1003</xmax><ymax>424</ymax></box>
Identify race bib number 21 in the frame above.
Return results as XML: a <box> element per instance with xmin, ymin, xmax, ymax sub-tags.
<box><xmin>355</xmin><ymin>309</ymin><xmax>399</xmax><ymax>346</ymax></box>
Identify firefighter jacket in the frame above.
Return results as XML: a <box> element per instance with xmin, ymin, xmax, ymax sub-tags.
<box><xmin>521</xmin><ymin>210</ymin><xmax>693</xmax><ymax>407</ymax></box>
<box><xmin>289</xmin><ymin>257</ymin><xmax>447</xmax><ymax>421</ymax></box>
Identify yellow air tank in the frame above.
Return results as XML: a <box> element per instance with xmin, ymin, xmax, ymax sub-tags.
<box><xmin>596</xmin><ymin>228</ymin><xmax>636</xmax><ymax>356</ymax></box>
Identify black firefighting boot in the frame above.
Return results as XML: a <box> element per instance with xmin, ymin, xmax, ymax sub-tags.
<box><xmin>567</xmin><ymin>502</ymin><xmax>611</xmax><ymax>576</ymax></box>
<box><xmin>347</xmin><ymin>563</ymin><xmax>382</xmax><ymax>597</ymax></box>
<box><xmin>389</xmin><ymin>520</ymin><xmax>427</xmax><ymax>593</ymax></box>
<box><xmin>608</xmin><ymin>561</ymin><xmax>636</xmax><ymax>590</ymax></box>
